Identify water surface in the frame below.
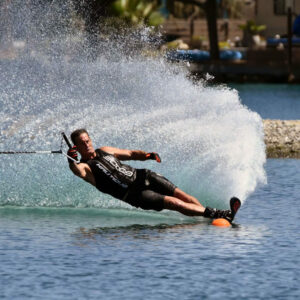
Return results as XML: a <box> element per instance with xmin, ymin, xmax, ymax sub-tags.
<box><xmin>1</xmin><ymin>159</ymin><xmax>299</xmax><ymax>299</ymax></box>
<box><xmin>231</xmin><ymin>83</ymin><xmax>300</xmax><ymax>119</ymax></box>
<box><xmin>0</xmin><ymin>2</ymin><xmax>298</xmax><ymax>298</ymax></box>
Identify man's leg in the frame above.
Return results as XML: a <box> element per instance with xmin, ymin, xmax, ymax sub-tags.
<box><xmin>163</xmin><ymin>195</ymin><xmax>205</xmax><ymax>216</ymax></box>
<box><xmin>144</xmin><ymin>171</ymin><xmax>235</xmax><ymax>220</ymax></box>
<box><xmin>173</xmin><ymin>188</ymin><xmax>204</xmax><ymax>207</ymax></box>
<box><xmin>146</xmin><ymin>171</ymin><xmax>203</xmax><ymax>207</ymax></box>
<box><xmin>163</xmin><ymin>195</ymin><xmax>236</xmax><ymax>221</ymax></box>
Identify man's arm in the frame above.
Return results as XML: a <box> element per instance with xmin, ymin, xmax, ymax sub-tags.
<box><xmin>69</xmin><ymin>162</ymin><xmax>87</xmax><ymax>178</ymax></box>
<box><xmin>69</xmin><ymin>162</ymin><xmax>96</xmax><ymax>186</ymax></box>
<box><xmin>67</xmin><ymin>146</ymin><xmax>86</xmax><ymax>178</ymax></box>
<box><xmin>66</xmin><ymin>145</ymin><xmax>95</xmax><ymax>183</ymax></box>
<box><xmin>100</xmin><ymin>146</ymin><xmax>147</xmax><ymax>161</ymax></box>
<box><xmin>100</xmin><ymin>146</ymin><xmax>161</xmax><ymax>162</ymax></box>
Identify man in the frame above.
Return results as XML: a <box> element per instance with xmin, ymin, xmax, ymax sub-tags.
<box><xmin>67</xmin><ymin>129</ymin><xmax>240</xmax><ymax>222</ymax></box>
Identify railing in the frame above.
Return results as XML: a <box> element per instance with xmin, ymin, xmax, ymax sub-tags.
<box><xmin>161</xmin><ymin>18</ymin><xmax>245</xmax><ymax>42</ymax></box>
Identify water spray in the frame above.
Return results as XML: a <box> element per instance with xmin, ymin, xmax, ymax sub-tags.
<box><xmin>0</xmin><ymin>1</ymin><xmax>266</xmax><ymax>208</ymax></box>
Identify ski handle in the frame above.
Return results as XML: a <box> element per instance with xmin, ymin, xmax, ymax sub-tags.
<box><xmin>61</xmin><ymin>132</ymin><xmax>79</xmax><ymax>162</ymax></box>
<box><xmin>61</xmin><ymin>132</ymin><xmax>72</xmax><ymax>149</ymax></box>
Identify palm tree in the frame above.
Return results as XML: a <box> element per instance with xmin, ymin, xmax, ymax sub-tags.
<box><xmin>111</xmin><ymin>0</ymin><xmax>165</xmax><ymax>26</ymax></box>
<box><xmin>172</xmin><ymin>0</ymin><xmax>219</xmax><ymax>60</ymax></box>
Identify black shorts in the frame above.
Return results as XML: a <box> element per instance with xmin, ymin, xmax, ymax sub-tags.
<box><xmin>124</xmin><ymin>169</ymin><xmax>177</xmax><ymax>211</ymax></box>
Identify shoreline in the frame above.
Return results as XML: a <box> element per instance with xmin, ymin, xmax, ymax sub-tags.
<box><xmin>263</xmin><ymin>120</ymin><xmax>300</xmax><ymax>158</ymax></box>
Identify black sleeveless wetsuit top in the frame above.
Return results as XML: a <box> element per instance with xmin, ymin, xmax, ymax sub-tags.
<box><xmin>81</xmin><ymin>149</ymin><xmax>137</xmax><ymax>200</ymax></box>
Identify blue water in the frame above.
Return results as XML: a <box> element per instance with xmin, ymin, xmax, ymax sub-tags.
<box><xmin>231</xmin><ymin>84</ymin><xmax>300</xmax><ymax>120</ymax></box>
<box><xmin>1</xmin><ymin>159</ymin><xmax>299</xmax><ymax>299</ymax></box>
<box><xmin>0</xmin><ymin>2</ymin><xmax>299</xmax><ymax>298</ymax></box>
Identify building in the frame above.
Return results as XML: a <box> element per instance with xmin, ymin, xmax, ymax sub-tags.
<box><xmin>255</xmin><ymin>0</ymin><xmax>300</xmax><ymax>37</ymax></box>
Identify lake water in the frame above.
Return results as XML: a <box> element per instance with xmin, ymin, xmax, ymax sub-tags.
<box><xmin>0</xmin><ymin>158</ymin><xmax>299</xmax><ymax>299</ymax></box>
<box><xmin>231</xmin><ymin>84</ymin><xmax>300</xmax><ymax>120</ymax></box>
<box><xmin>0</xmin><ymin>3</ymin><xmax>299</xmax><ymax>296</ymax></box>
<box><xmin>1</xmin><ymin>78</ymin><xmax>299</xmax><ymax>299</ymax></box>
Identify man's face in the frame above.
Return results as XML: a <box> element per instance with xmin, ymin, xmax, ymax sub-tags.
<box><xmin>75</xmin><ymin>133</ymin><xmax>95</xmax><ymax>156</ymax></box>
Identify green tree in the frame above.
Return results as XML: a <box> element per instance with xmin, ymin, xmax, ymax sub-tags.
<box><xmin>220</xmin><ymin>0</ymin><xmax>245</xmax><ymax>19</ymax></box>
<box><xmin>111</xmin><ymin>0</ymin><xmax>165</xmax><ymax>26</ymax></box>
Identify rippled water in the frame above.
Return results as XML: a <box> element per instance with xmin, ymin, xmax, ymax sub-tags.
<box><xmin>1</xmin><ymin>1</ymin><xmax>299</xmax><ymax>298</ymax></box>
<box><xmin>1</xmin><ymin>159</ymin><xmax>299</xmax><ymax>299</ymax></box>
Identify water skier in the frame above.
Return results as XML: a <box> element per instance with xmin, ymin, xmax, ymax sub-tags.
<box><xmin>67</xmin><ymin>129</ymin><xmax>240</xmax><ymax>222</ymax></box>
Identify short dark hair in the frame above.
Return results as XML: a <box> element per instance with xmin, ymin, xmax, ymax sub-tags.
<box><xmin>71</xmin><ymin>128</ymin><xmax>89</xmax><ymax>145</ymax></box>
